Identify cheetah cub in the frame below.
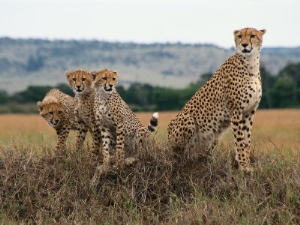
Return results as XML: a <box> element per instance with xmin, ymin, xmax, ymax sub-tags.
<box><xmin>37</xmin><ymin>89</ymin><xmax>78</xmax><ymax>151</ymax></box>
<box><xmin>90</xmin><ymin>69</ymin><xmax>158</xmax><ymax>183</ymax></box>
<box><xmin>168</xmin><ymin>28</ymin><xmax>266</xmax><ymax>172</ymax></box>
<box><xmin>65</xmin><ymin>69</ymin><xmax>102</xmax><ymax>158</ymax></box>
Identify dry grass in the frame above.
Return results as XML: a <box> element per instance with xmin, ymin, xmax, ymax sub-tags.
<box><xmin>0</xmin><ymin>115</ymin><xmax>77</xmax><ymax>152</ymax></box>
<box><xmin>2</xmin><ymin>110</ymin><xmax>299</xmax><ymax>150</ymax></box>
<box><xmin>0</xmin><ymin>110</ymin><xmax>300</xmax><ymax>224</ymax></box>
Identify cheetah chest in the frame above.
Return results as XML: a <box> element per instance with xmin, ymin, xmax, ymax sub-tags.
<box><xmin>79</xmin><ymin>105</ymin><xmax>91</xmax><ymax>124</ymax></box>
<box><xmin>244</xmin><ymin>76</ymin><xmax>262</xmax><ymax>112</ymax></box>
<box><xmin>95</xmin><ymin>99</ymin><xmax>115</xmax><ymax>125</ymax></box>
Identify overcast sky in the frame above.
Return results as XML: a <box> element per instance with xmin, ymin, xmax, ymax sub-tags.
<box><xmin>1</xmin><ymin>0</ymin><xmax>299</xmax><ymax>48</ymax></box>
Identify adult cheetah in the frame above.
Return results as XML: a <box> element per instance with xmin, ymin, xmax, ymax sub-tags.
<box><xmin>168</xmin><ymin>27</ymin><xmax>266</xmax><ymax>172</ymax></box>
<box><xmin>65</xmin><ymin>69</ymin><xmax>103</xmax><ymax>157</ymax></box>
<box><xmin>90</xmin><ymin>68</ymin><xmax>159</xmax><ymax>180</ymax></box>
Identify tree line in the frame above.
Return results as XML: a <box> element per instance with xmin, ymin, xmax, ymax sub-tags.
<box><xmin>0</xmin><ymin>61</ymin><xmax>299</xmax><ymax>114</ymax></box>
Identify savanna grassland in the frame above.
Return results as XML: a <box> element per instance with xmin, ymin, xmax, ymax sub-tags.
<box><xmin>0</xmin><ymin>110</ymin><xmax>299</xmax><ymax>224</ymax></box>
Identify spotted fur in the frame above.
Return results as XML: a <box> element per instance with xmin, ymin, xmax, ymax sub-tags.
<box><xmin>91</xmin><ymin>68</ymin><xmax>159</xmax><ymax>172</ymax></box>
<box><xmin>167</xmin><ymin>28</ymin><xmax>266</xmax><ymax>172</ymax></box>
<box><xmin>65</xmin><ymin>69</ymin><xmax>103</xmax><ymax>157</ymax></box>
<box><xmin>37</xmin><ymin>88</ymin><xmax>77</xmax><ymax>151</ymax></box>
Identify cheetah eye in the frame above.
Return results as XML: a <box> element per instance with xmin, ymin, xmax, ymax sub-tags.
<box><xmin>237</xmin><ymin>35</ymin><xmax>242</xmax><ymax>38</ymax></box>
<box><xmin>82</xmin><ymin>77</ymin><xmax>86</xmax><ymax>81</ymax></box>
<box><xmin>72</xmin><ymin>78</ymin><xmax>76</xmax><ymax>81</ymax></box>
<box><xmin>49</xmin><ymin>111</ymin><xmax>53</xmax><ymax>115</ymax></box>
<box><xmin>112</xmin><ymin>78</ymin><xmax>116</xmax><ymax>81</ymax></box>
<box><xmin>58</xmin><ymin>110</ymin><xmax>63</xmax><ymax>114</ymax></box>
<box><xmin>250</xmin><ymin>34</ymin><xmax>256</xmax><ymax>38</ymax></box>
<box><xmin>103</xmin><ymin>77</ymin><xmax>107</xmax><ymax>80</ymax></box>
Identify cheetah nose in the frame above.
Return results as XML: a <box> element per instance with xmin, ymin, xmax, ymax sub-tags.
<box><xmin>109</xmin><ymin>84</ymin><xmax>113</xmax><ymax>87</ymax></box>
<box><xmin>76</xmin><ymin>85</ymin><xmax>81</xmax><ymax>89</ymax></box>
<box><xmin>242</xmin><ymin>43</ymin><xmax>248</xmax><ymax>48</ymax></box>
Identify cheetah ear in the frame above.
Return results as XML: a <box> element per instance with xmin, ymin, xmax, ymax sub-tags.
<box><xmin>87</xmin><ymin>71</ymin><xmax>94</xmax><ymax>79</ymax></box>
<box><xmin>90</xmin><ymin>70</ymin><xmax>97</xmax><ymax>81</ymax></box>
<box><xmin>233</xmin><ymin>30</ymin><xmax>240</xmax><ymax>35</ymax></box>
<box><xmin>113</xmin><ymin>70</ymin><xmax>118</xmax><ymax>76</ymax></box>
<box><xmin>259</xmin><ymin>29</ymin><xmax>266</xmax><ymax>35</ymax></box>
<box><xmin>37</xmin><ymin>101</ymin><xmax>44</xmax><ymax>112</ymax></box>
<box><xmin>65</xmin><ymin>70</ymin><xmax>72</xmax><ymax>78</ymax></box>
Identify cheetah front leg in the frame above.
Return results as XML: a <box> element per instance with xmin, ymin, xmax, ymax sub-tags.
<box><xmin>100</xmin><ymin>126</ymin><xmax>113</xmax><ymax>169</ymax></box>
<box><xmin>115</xmin><ymin>122</ymin><xmax>125</xmax><ymax>168</ymax></box>
<box><xmin>55</xmin><ymin>126</ymin><xmax>70</xmax><ymax>152</ymax></box>
<box><xmin>90</xmin><ymin>126</ymin><xmax>112</xmax><ymax>187</ymax></box>
<box><xmin>231</xmin><ymin>110</ymin><xmax>253</xmax><ymax>172</ymax></box>
<box><xmin>90</xmin><ymin>125</ymin><xmax>103</xmax><ymax>162</ymax></box>
<box><xmin>241</xmin><ymin>105</ymin><xmax>259</xmax><ymax>167</ymax></box>
<box><xmin>75</xmin><ymin>121</ymin><xmax>88</xmax><ymax>151</ymax></box>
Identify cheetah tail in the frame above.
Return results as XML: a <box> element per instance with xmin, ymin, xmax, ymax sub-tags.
<box><xmin>148</xmin><ymin>112</ymin><xmax>159</xmax><ymax>132</ymax></box>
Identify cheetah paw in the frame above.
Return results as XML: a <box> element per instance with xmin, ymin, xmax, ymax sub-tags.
<box><xmin>239</xmin><ymin>165</ymin><xmax>254</xmax><ymax>175</ymax></box>
<box><xmin>90</xmin><ymin>165</ymin><xmax>107</xmax><ymax>187</ymax></box>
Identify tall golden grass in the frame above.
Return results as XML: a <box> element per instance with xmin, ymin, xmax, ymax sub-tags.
<box><xmin>1</xmin><ymin>109</ymin><xmax>299</xmax><ymax>150</ymax></box>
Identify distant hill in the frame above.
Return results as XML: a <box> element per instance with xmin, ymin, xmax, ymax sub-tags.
<box><xmin>0</xmin><ymin>37</ymin><xmax>300</xmax><ymax>93</ymax></box>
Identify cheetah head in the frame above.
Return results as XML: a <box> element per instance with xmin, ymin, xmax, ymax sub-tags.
<box><xmin>37</xmin><ymin>101</ymin><xmax>64</xmax><ymax>128</ymax></box>
<box><xmin>234</xmin><ymin>28</ymin><xmax>266</xmax><ymax>56</ymax></box>
<box><xmin>90</xmin><ymin>69</ymin><xmax>118</xmax><ymax>94</ymax></box>
<box><xmin>65</xmin><ymin>69</ymin><xmax>93</xmax><ymax>94</ymax></box>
